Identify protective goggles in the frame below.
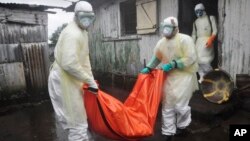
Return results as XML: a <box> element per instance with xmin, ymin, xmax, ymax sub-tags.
<box><xmin>195</xmin><ymin>9</ymin><xmax>204</xmax><ymax>16</ymax></box>
<box><xmin>76</xmin><ymin>11</ymin><xmax>95</xmax><ymax>21</ymax></box>
<box><xmin>160</xmin><ymin>22</ymin><xmax>176</xmax><ymax>31</ymax></box>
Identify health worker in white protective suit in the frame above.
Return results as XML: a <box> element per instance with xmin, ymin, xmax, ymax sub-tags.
<box><xmin>141</xmin><ymin>17</ymin><xmax>198</xmax><ymax>141</ymax></box>
<box><xmin>192</xmin><ymin>3</ymin><xmax>217</xmax><ymax>83</ymax></box>
<box><xmin>48</xmin><ymin>1</ymin><xmax>97</xmax><ymax>141</ymax></box>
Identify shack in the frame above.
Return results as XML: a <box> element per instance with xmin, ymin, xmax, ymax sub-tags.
<box><xmin>0</xmin><ymin>3</ymin><xmax>60</xmax><ymax>103</ymax></box>
<box><xmin>66</xmin><ymin>0</ymin><xmax>250</xmax><ymax>89</ymax></box>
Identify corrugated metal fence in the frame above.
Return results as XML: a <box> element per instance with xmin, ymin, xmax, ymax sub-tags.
<box><xmin>0</xmin><ymin>7</ymin><xmax>49</xmax><ymax>100</ymax></box>
<box><xmin>21</xmin><ymin>43</ymin><xmax>48</xmax><ymax>90</ymax></box>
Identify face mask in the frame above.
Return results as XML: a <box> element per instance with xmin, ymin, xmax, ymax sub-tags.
<box><xmin>79</xmin><ymin>17</ymin><xmax>93</xmax><ymax>28</ymax></box>
<box><xmin>162</xmin><ymin>26</ymin><xmax>174</xmax><ymax>37</ymax></box>
<box><xmin>195</xmin><ymin>10</ymin><xmax>204</xmax><ymax>17</ymax></box>
<box><xmin>76</xmin><ymin>11</ymin><xmax>95</xmax><ymax>29</ymax></box>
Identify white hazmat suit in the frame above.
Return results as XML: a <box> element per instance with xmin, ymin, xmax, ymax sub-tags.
<box><xmin>192</xmin><ymin>3</ymin><xmax>217</xmax><ymax>83</ymax></box>
<box><xmin>48</xmin><ymin>1</ymin><xmax>96</xmax><ymax>141</ymax></box>
<box><xmin>155</xmin><ymin>33</ymin><xmax>199</xmax><ymax>135</ymax></box>
<box><xmin>141</xmin><ymin>17</ymin><xmax>198</xmax><ymax>137</ymax></box>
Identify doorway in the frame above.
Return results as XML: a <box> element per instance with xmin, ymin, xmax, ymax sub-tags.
<box><xmin>178</xmin><ymin>0</ymin><xmax>218</xmax><ymax>68</ymax></box>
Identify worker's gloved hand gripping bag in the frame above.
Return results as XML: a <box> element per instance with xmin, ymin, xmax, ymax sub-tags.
<box><xmin>83</xmin><ymin>70</ymin><xmax>166</xmax><ymax>140</ymax></box>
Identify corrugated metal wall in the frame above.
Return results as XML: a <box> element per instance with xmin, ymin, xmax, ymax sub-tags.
<box><xmin>0</xmin><ymin>62</ymin><xmax>26</xmax><ymax>96</ymax></box>
<box><xmin>0</xmin><ymin>7</ymin><xmax>49</xmax><ymax>99</ymax></box>
<box><xmin>0</xmin><ymin>44</ymin><xmax>22</xmax><ymax>63</ymax></box>
<box><xmin>0</xmin><ymin>24</ymin><xmax>47</xmax><ymax>44</ymax></box>
<box><xmin>21</xmin><ymin>43</ymin><xmax>48</xmax><ymax>90</ymax></box>
<box><xmin>218</xmin><ymin>0</ymin><xmax>250</xmax><ymax>80</ymax></box>
<box><xmin>89</xmin><ymin>0</ymin><xmax>178</xmax><ymax>76</ymax></box>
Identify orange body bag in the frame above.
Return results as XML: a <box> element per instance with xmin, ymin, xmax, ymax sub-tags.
<box><xmin>83</xmin><ymin>70</ymin><xmax>166</xmax><ymax>140</ymax></box>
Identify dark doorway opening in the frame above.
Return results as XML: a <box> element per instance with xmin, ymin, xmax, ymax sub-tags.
<box><xmin>178</xmin><ymin>0</ymin><xmax>218</xmax><ymax>68</ymax></box>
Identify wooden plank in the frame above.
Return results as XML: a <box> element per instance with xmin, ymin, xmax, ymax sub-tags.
<box><xmin>96</xmin><ymin>2</ymin><xmax>119</xmax><ymax>38</ymax></box>
<box><xmin>136</xmin><ymin>0</ymin><xmax>156</xmax><ymax>5</ymax></box>
<box><xmin>221</xmin><ymin>0</ymin><xmax>250</xmax><ymax>81</ymax></box>
<box><xmin>136</xmin><ymin>0</ymin><xmax>157</xmax><ymax>33</ymax></box>
<box><xmin>137</xmin><ymin>28</ymin><xmax>156</xmax><ymax>34</ymax></box>
<box><xmin>138</xmin><ymin>35</ymin><xmax>159</xmax><ymax>66</ymax></box>
<box><xmin>218</xmin><ymin>0</ymin><xmax>226</xmax><ymax>68</ymax></box>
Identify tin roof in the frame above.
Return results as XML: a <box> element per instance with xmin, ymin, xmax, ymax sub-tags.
<box><xmin>0</xmin><ymin>2</ymin><xmax>64</xmax><ymax>12</ymax></box>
